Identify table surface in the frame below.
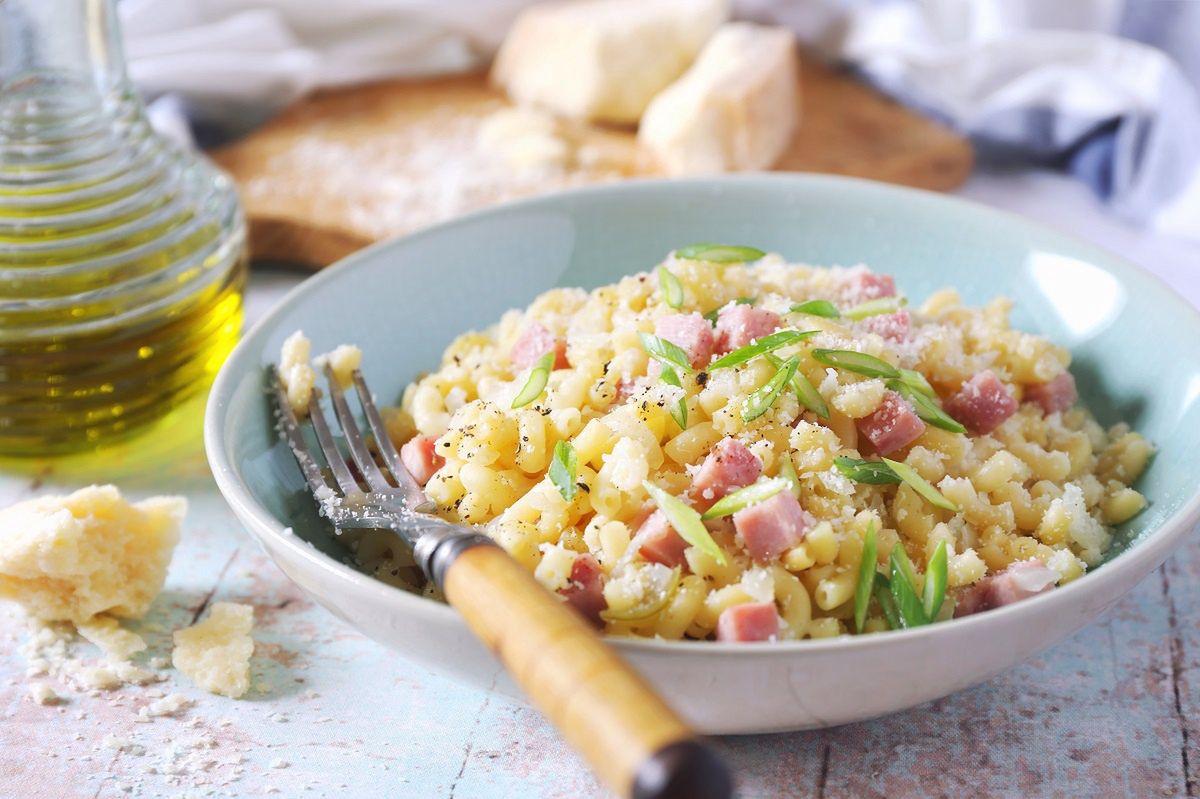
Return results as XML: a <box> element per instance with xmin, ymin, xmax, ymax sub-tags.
<box><xmin>2</xmin><ymin>169</ymin><xmax>1198</xmax><ymax>799</ymax></box>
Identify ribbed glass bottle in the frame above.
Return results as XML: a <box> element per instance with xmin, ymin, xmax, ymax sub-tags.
<box><xmin>0</xmin><ymin>0</ymin><xmax>247</xmax><ymax>455</ymax></box>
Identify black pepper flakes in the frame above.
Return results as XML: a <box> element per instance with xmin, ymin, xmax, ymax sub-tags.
<box><xmin>696</xmin><ymin>371</ymin><xmax>709</xmax><ymax>386</ymax></box>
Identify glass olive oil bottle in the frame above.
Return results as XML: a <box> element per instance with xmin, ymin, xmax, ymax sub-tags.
<box><xmin>0</xmin><ymin>0</ymin><xmax>247</xmax><ymax>454</ymax></box>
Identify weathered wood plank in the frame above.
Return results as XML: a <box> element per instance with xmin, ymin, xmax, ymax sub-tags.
<box><xmin>1165</xmin><ymin>533</ymin><xmax>1199</xmax><ymax>798</ymax></box>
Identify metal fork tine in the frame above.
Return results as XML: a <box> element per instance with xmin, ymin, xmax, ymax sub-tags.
<box><xmin>322</xmin><ymin>365</ymin><xmax>393</xmax><ymax>492</ymax></box>
<box><xmin>351</xmin><ymin>369</ymin><xmax>433</xmax><ymax>512</ymax></box>
<box><xmin>306</xmin><ymin>389</ymin><xmax>361</xmax><ymax>495</ymax></box>
<box><xmin>270</xmin><ymin>367</ymin><xmax>338</xmax><ymax>501</ymax></box>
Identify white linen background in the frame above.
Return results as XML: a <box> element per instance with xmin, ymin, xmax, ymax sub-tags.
<box><xmin>119</xmin><ymin>0</ymin><xmax>1200</xmax><ymax>241</ymax></box>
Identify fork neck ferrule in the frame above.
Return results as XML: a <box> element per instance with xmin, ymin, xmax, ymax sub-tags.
<box><xmin>413</xmin><ymin>527</ymin><xmax>498</xmax><ymax>590</ymax></box>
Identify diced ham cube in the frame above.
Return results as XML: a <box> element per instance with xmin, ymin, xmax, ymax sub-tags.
<box><xmin>653</xmin><ymin>312</ymin><xmax>714</xmax><ymax>370</ymax></box>
<box><xmin>857</xmin><ymin>391</ymin><xmax>926</xmax><ymax>455</ymax></box>
<box><xmin>713</xmin><ymin>304</ymin><xmax>781</xmax><ymax>354</ymax></box>
<box><xmin>716</xmin><ymin>602</ymin><xmax>781</xmax><ymax>642</ymax></box>
<box><xmin>1026</xmin><ymin>371</ymin><xmax>1078</xmax><ymax>415</ymax></box>
<box><xmin>399</xmin><ymin>435</ymin><xmax>445</xmax><ymax>485</ymax></box>
<box><xmin>861</xmin><ymin>309</ymin><xmax>910</xmax><ymax>342</ymax></box>
<box><xmin>839</xmin><ymin>269</ymin><xmax>896</xmax><ymax>304</ymax></box>
<box><xmin>954</xmin><ymin>560</ymin><xmax>1058</xmax><ymax>618</ymax></box>
<box><xmin>510</xmin><ymin>322</ymin><xmax>569</xmax><ymax>370</ymax></box>
<box><xmin>732</xmin><ymin>491</ymin><xmax>810</xmax><ymax>562</ymax></box>
<box><xmin>558</xmin><ymin>554</ymin><xmax>607</xmax><ymax>627</ymax></box>
<box><xmin>691</xmin><ymin>437</ymin><xmax>763</xmax><ymax>507</ymax></box>
<box><xmin>945</xmin><ymin>371</ymin><xmax>1017</xmax><ymax>435</ymax></box>
<box><xmin>636</xmin><ymin>510</ymin><xmax>689</xmax><ymax>568</ymax></box>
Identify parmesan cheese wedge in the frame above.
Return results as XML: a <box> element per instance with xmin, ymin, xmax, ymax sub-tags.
<box><xmin>0</xmin><ymin>485</ymin><xmax>184</xmax><ymax>624</ymax></box>
<box><xmin>491</xmin><ymin>0</ymin><xmax>730</xmax><ymax>124</ymax></box>
<box><xmin>638</xmin><ymin>22</ymin><xmax>800</xmax><ymax>175</ymax></box>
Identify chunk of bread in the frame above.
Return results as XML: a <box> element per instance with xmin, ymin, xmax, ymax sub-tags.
<box><xmin>638</xmin><ymin>22</ymin><xmax>799</xmax><ymax>175</ymax></box>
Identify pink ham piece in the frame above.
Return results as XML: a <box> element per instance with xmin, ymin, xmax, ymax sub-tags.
<box><xmin>716</xmin><ymin>602</ymin><xmax>781</xmax><ymax>642</ymax></box>
<box><xmin>839</xmin><ymin>269</ymin><xmax>896</xmax><ymax>304</ymax></box>
<box><xmin>713</xmin><ymin>304</ymin><xmax>781</xmax><ymax>354</ymax></box>
<box><xmin>954</xmin><ymin>560</ymin><xmax>1058</xmax><ymax>618</ymax></box>
<box><xmin>691</xmin><ymin>437</ymin><xmax>763</xmax><ymax>507</ymax></box>
<box><xmin>1026</xmin><ymin>371</ymin><xmax>1078</xmax><ymax>415</ymax></box>
<box><xmin>653</xmin><ymin>312</ymin><xmax>714</xmax><ymax>370</ymax></box>
<box><xmin>558</xmin><ymin>554</ymin><xmax>607</xmax><ymax>627</ymax></box>
<box><xmin>732</xmin><ymin>491</ymin><xmax>811</xmax><ymax>562</ymax></box>
<box><xmin>857</xmin><ymin>391</ymin><xmax>926</xmax><ymax>455</ymax></box>
<box><xmin>944</xmin><ymin>371</ymin><xmax>1018</xmax><ymax>435</ymax></box>
<box><xmin>861</xmin><ymin>309</ymin><xmax>910</xmax><ymax>342</ymax></box>
<box><xmin>510</xmin><ymin>322</ymin><xmax>569</xmax><ymax>370</ymax></box>
<box><xmin>399</xmin><ymin>435</ymin><xmax>444</xmax><ymax>485</ymax></box>
<box><xmin>636</xmin><ymin>510</ymin><xmax>689</xmax><ymax>568</ymax></box>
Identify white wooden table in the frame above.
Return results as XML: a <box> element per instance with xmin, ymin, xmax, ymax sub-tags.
<box><xmin>1</xmin><ymin>169</ymin><xmax>1197</xmax><ymax>799</ymax></box>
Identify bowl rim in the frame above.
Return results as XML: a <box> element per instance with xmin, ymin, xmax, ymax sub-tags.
<box><xmin>205</xmin><ymin>172</ymin><xmax>1200</xmax><ymax>657</ymax></box>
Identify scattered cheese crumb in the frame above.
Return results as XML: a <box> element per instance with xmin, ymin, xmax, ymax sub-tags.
<box><xmin>172</xmin><ymin>602</ymin><xmax>255</xmax><ymax>699</ymax></box>
<box><xmin>0</xmin><ymin>485</ymin><xmax>185</xmax><ymax>624</ymax></box>
<box><xmin>270</xmin><ymin>759</ymin><xmax>289</xmax><ymax>769</ymax></box>
<box><xmin>28</xmin><ymin>683</ymin><xmax>59</xmax><ymax>705</ymax></box>
<box><xmin>77</xmin><ymin>615</ymin><xmax>147</xmax><ymax>662</ymax></box>
<box><xmin>141</xmin><ymin>693</ymin><xmax>192</xmax><ymax>718</ymax></box>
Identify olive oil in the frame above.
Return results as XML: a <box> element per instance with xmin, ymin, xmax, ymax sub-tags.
<box><xmin>0</xmin><ymin>0</ymin><xmax>247</xmax><ymax>454</ymax></box>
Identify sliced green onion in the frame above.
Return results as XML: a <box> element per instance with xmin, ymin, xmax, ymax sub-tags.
<box><xmin>789</xmin><ymin>300</ymin><xmax>840</xmax><ymax>319</ymax></box>
<box><xmin>854</xmin><ymin>521</ymin><xmax>878</xmax><ymax>633</ymax></box>
<box><xmin>889</xmin><ymin>546</ymin><xmax>928</xmax><ymax>628</ymax></box>
<box><xmin>881</xmin><ymin>457</ymin><xmax>960</xmax><ymax>512</ymax></box>
<box><xmin>656</xmin><ymin>265</ymin><xmax>684</xmax><ymax>309</ymax></box>
<box><xmin>765</xmin><ymin>352</ymin><xmax>830</xmax><ymax>420</ymax></box>
<box><xmin>844</xmin><ymin>295</ymin><xmax>907</xmax><ymax>321</ymax></box>
<box><xmin>833</xmin><ymin>456</ymin><xmax>902</xmax><ymax>485</ymax></box>
<box><xmin>890</xmin><ymin>542</ymin><xmax>920</xmax><ymax>594</ymax></box>
<box><xmin>873</xmin><ymin>573</ymin><xmax>902</xmax><ymax>631</ymax></box>
<box><xmin>923</xmin><ymin>540</ymin><xmax>948</xmax><ymax>621</ymax></box>
<box><xmin>675</xmin><ymin>243</ymin><xmax>766</xmax><ymax>263</ymax></box>
<box><xmin>778</xmin><ymin>453</ymin><xmax>801</xmax><ymax>499</ymax></box>
<box><xmin>811</xmin><ymin>349</ymin><xmax>900</xmax><ymax>379</ymax></box>
<box><xmin>639</xmin><ymin>332</ymin><xmax>693</xmax><ymax>374</ymax></box>
<box><xmin>741</xmin><ymin>355</ymin><xmax>799</xmax><ymax>422</ymax></box>
<box><xmin>548</xmin><ymin>440</ymin><xmax>578</xmax><ymax>502</ymax></box>
<box><xmin>659</xmin><ymin>364</ymin><xmax>688</xmax><ymax>430</ymax></box>
<box><xmin>889</xmin><ymin>379</ymin><xmax>966</xmax><ymax>434</ymax></box>
<box><xmin>642</xmin><ymin>481</ymin><xmax>727</xmax><ymax>566</ymax></box>
<box><xmin>898</xmin><ymin>368</ymin><xmax>936</xmax><ymax>398</ymax></box>
<box><xmin>601</xmin><ymin>566</ymin><xmax>681</xmax><ymax>622</ymax></box>
<box><xmin>709</xmin><ymin>330</ymin><xmax>818</xmax><ymax>370</ymax></box>
<box><xmin>702</xmin><ymin>296</ymin><xmax>755</xmax><ymax>324</ymax></box>
<box><xmin>700</xmin><ymin>478</ymin><xmax>788</xmax><ymax>520</ymax></box>
<box><xmin>511</xmin><ymin>351</ymin><xmax>554</xmax><ymax>409</ymax></box>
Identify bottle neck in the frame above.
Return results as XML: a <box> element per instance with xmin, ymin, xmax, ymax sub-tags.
<box><xmin>0</xmin><ymin>0</ymin><xmax>128</xmax><ymax>99</ymax></box>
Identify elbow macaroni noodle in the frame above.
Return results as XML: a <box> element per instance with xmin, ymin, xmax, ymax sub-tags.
<box><xmin>348</xmin><ymin>254</ymin><xmax>1152</xmax><ymax>640</ymax></box>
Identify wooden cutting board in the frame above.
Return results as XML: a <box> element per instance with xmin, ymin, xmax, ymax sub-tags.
<box><xmin>214</xmin><ymin>55</ymin><xmax>972</xmax><ymax>268</ymax></box>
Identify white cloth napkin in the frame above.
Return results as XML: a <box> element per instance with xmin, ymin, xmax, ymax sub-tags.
<box><xmin>119</xmin><ymin>0</ymin><xmax>1200</xmax><ymax>242</ymax></box>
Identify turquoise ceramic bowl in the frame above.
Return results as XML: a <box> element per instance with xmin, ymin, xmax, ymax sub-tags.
<box><xmin>206</xmin><ymin>175</ymin><xmax>1200</xmax><ymax>733</ymax></box>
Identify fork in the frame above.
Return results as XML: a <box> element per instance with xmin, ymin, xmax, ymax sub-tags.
<box><xmin>270</xmin><ymin>363</ymin><xmax>733</xmax><ymax>799</ymax></box>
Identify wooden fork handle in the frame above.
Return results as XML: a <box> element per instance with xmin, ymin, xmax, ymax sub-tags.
<box><xmin>433</xmin><ymin>538</ymin><xmax>732</xmax><ymax>799</ymax></box>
